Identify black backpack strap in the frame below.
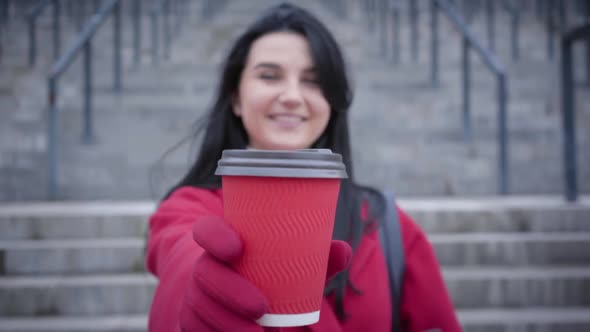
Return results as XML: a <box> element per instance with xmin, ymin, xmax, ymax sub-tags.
<box><xmin>378</xmin><ymin>189</ymin><xmax>405</xmax><ymax>332</ymax></box>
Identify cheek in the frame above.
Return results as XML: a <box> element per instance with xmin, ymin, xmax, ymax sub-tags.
<box><xmin>309</xmin><ymin>94</ymin><xmax>331</xmax><ymax>122</ymax></box>
<box><xmin>240</xmin><ymin>85</ymin><xmax>274</xmax><ymax>118</ymax></box>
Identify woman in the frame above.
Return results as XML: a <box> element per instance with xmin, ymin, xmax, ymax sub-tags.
<box><xmin>146</xmin><ymin>3</ymin><xmax>461</xmax><ymax>332</ymax></box>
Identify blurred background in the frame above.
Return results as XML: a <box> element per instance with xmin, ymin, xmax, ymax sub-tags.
<box><xmin>0</xmin><ymin>0</ymin><xmax>589</xmax><ymax>330</ymax></box>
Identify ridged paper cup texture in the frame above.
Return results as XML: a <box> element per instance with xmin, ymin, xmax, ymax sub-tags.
<box><xmin>215</xmin><ymin>149</ymin><xmax>347</xmax><ymax>327</ymax></box>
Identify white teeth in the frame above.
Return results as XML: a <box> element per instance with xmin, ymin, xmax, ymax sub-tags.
<box><xmin>271</xmin><ymin>114</ymin><xmax>304</xmax><ymax>122</ymax></box>
<box><xmin>269</xmin><ymin>114</ymin><xmax>305</xmax><ymax>128</ymax></box>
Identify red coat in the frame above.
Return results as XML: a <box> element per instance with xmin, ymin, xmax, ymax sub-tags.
<box><xmin>146</xmin><ymin>187</ymin><xmax>462</xmax><ymax>332</ymax></box>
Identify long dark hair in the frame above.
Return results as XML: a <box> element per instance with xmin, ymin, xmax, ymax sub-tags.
<box><xmin>166</xmin><ymin>2</ymin><xmax>385</xmax><ymax>320</ymax></box>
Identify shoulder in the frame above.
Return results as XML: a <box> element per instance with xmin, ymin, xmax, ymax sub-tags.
<box><xmin>166</xmin><ymin>186</ymin><xmax>222</xmax><ymax>204</ymax></box>
<box><xmin>157</xmin><ymin>186</ymin><xmax>223</xmax><ymax>213</ymax></box>
<box><xmin>395</xmin><ymin>206</ymin><xmax>432</xmax><ymax>254</ymax></box>
<box><xmin>149</xmin><ymin>186</ymin><xmax>224</xmax><ymax>227</ymax></box>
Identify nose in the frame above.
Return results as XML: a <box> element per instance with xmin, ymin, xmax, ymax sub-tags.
<box><xmin>277</xmin><ymin>79</ymin><xmax>303</xmax><ymax>109</ymax></box>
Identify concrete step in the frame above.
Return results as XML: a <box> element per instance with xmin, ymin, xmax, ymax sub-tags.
<box><xmin>2</xmin><ymin>232</ymin><xmax>590</xmax><ymax>275</ymax></box>
<box><xmin>403</xmin><ymin>196</ymin><xmax>590</xmax><ymax>233</ymax></box>
<box><xmin>0</xmin><ymin>202</ymin><xmax>151</xmax><ymax>240</ymax></box>
<box><xmin>54</xmin><ymin>85</ymin><xmax>570</xmax><ymax>140</ymax></box>
<box><xmin>0</xmin><ymin>274</ymin><xmax>156</xmax><ymax>317</ymax></box>
<box><xmin>1</xmin><ymin>197</ymin><xmax>588</xmax><ymax>238</ymax></box>
<box><xmin>0</xmin><ymin>315</ymin><xmax>147</xmax><ymax>332</ymax></box>
<box><xmin>444</xmin><ymin>266</ymin><xmax>590</xmax><ymax>309</ymax></box>
<box><xmin>1</xmin><ymin>308</ymin><xmax>590</xmax><ymax>332</ymax></box>
<box><xmin>13</xmin><ymin>136</ymin><xmax>589</xmax><ymax>199</ymax></box>
<box><xmin>353</xmin><ymin>141</ymin><xmax>590</xmax><ymax>196</ymax></box>
<box><xmin>458</xmin><ymin>308</ymin><xmax>590</xmax><ymax>332</ymax></box>
<box><xmin>83</xmin><ymin>54</ymin><xmax>556</xmax><ymax>91</ymax></box>
<box><xmin>0</xmin><ymin>239</ymin><xmax>146</xmax><ymax>275</ymax></box>
<box><xmin>57</xmin><ymin>85</ymin><xmax>564</xmax><ymax>128</ymax></box>
<box><xmin>431</xmin><ymin>233</ymin><xmax>590</xmax><ymax>266</ymax></box>
<box><xmin>2</xmin><ymin>266</ymin><xmax>590</xmax><ymax>316</ymax></box>
<box><xmin>55</xmin><ymin>101</ymin><xmax>562</xmax><ymax>143</ymax></box>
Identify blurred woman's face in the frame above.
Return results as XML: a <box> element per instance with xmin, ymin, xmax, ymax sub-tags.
<box><xmin>233</xmin><ymin>32</ymin><xmax>330</xmax><ymax>150</ymax></box>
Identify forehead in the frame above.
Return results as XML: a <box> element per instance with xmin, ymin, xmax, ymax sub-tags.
<box><xmin>246</xmin><ymin>32</ymin><xmax>314</xmax><ymax>68</ymax></box>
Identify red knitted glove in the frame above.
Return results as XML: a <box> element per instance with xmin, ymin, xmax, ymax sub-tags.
<box><xmin>179</xmin><ymin>216</ymin><xmax>351</xmax><ymax>332</ymax></box>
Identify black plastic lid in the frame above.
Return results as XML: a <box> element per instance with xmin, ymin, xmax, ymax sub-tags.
<box><xmin>215</xmin><ymin>149</ymin><xmax>348</xmax><ymax>179</ymax></box>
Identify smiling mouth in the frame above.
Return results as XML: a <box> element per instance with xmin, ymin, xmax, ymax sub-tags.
<box><xmin>268</xmin><ymin>114</ymin><xmax>307</xmax><ymax>126</ymax></box>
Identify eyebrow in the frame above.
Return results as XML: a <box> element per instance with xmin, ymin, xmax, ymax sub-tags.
<box><xmin>253</xmin><ymin>62</ymin><xmax>317</xmax><ymax>73</ymax></box>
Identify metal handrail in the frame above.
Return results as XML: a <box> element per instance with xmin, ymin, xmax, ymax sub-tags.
<box><xmin>560</xmin><ymin>23</ymin><xmax>590</xmax><ymax>202</ymax></box>
<box><xmin>26</xmin><ymin>0</ymin><xmax>60</xmax><ymax>67</ymax></box>
<box><xmin>46</xmin><ymin>0</ymin><xmax>122</xmax><ymax>199</ymax></box>
<box><xmin>431</xmin><ymin>0</ymin><xmax>510</xmax><ymax>195</ymax></box>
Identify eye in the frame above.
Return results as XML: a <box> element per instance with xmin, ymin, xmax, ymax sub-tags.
<box><xmin>259</xmin><ymin>71</ymin><xmax>280</xmax><ymax>80</ymax></box>
<box><xmin>302</xmin><ymin>76</ymin><xmax>320</xmax><ymax>86</ymax></box>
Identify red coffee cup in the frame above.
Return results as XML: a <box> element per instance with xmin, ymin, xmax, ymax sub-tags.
<box><xmin>215</xmin><ymin>149</ymin><xmax>347</xmax><ymax>327</ymax></box>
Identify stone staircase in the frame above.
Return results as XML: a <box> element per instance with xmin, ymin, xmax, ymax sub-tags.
<box><xmin>1</xmin><ymin>0</ymin><xmax>590</xmax><ymax>331</ymax></box>
<box><xmin>0</xmin><ymin>201</ymin><xmax>153</xmax><ymax>331</ymax></box>
<box><xmin>1</xmin><ymin>197</ymin><xmax>590</xmax><ymax>331</ymax></box>
<box><xmin>346</xmin><ymin>1</ymin><xmax>590</xmax><ymax>197</ymax></box>
<box><xmin>0</xmin><ymin>0</ymin><xmax>588</xmax><ymax>201</ymax></box>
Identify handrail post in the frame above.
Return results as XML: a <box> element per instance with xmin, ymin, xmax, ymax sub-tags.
<box><xmin>0</xmin><ymin>12</ymin><xmax>3</xmax><ymax>65</ymax></box>
<box><xmin>113</xmin><ymin>0</ymin><xmax>122</xmax><ymax>93</ymax></box>
<box><xmin>498</xmin><ymin>73</ymin><xmax>509</xmax><ymax>195</ymax></box>
<box><xmin>431</xmin><ymin>0</ymin><xmax>439</xmax><ymax>87</ymax></box>
<box><xmin>175</xmin><ymin>0</ymin><xmax>183</xmax><ymax>36</ymax></box>
<box><xmin>391</xmin><ymin>3</ymin><xmax>400</xmax><ymax>64</ymax></box>
<box><xmin>368</xmin><ymin>0</ymin><xmax>375</xmax><ymax>32</ymax></box>
<box><xmin>29</xmin><ymin>14</ymin><xmax>36</xmax><ymax>67</ymax></box>
<box><xmin>73</xmin><ymin>0</ymin><xmax>83</xmax><ymax>31</ymax></box>
<box><xmin>151</xmin><ymin>9</ymin><xmax>159</xmax><ymax>64</ymax></box>
<box><xmin>47</xmin><ymin>77</ymin><xmax>59</xmax><ymax>200</ymax></box>
<box><xmin>486</xmin><ymin>0</ymin><xmax>495</xmax><ymax>51</ymax></box>
<box><xmin>546</xmin><ymin>0</ymin><xmax>555</xmax><ymax>60</ymax></box>
<box><xmin>510</xmin><ymin>1</ymin><xmax>520</xmax><ymax>61</ymax></box>
<box><xmin>173</xmin><ymin>0</ymin><xmax>180</xmax><ymax>36</ymax></box>
<box><xmin>65</xmin><ymin>0</ymin><xmax>72</xmax><ymax>19</ymax></box>
<box><xmin>133</xmin><ymin>0</ymin><xmax>141</xmax><ymax>66</ymax></box>
<box><xmin>83</xmin><ymin>41</ymin><xmax>94</xmax><ymax>144</ymax></box>
<box><xmin>53</xmin><ymin>0</ymin><xmax>61</xmax><ymax>60</ymax></box>
<box><xmin>164</xmin><ymin>0</ymin><xmax>171</xmax><ymax>60</ymax></box>
<box><xmin>0</xmin><ymin>1</ymin><xmax>8</xmax><ymax>23</ymax></box>
<box><xmin>379</xmin><ymin>0</ymin><xmax>388</xmax><ymax>57</ymax></box>
<box><xmin>536</xmin><ymin>0</ymin><xmax>544</xmax><ymax>19</ymax></box>
<box><xmin>586</xmin><ymin>3</ymin><xmax>590</xmax><ymax>85</ymax></box>
<box><xmin>462</xmin><ymin>36</ymin><xmax>472</xmax><ymax>141</ymax></box>
<box><xmin>560</xmin><ymin>35</ymin><xmax>577</xmax><ymax>202</ymax></box>
<box><xmin>409</xmin><ymin>0</ymin><xmax>419</xmax><ymax>62</ymax></box>
<box><xmin>558</xmin><ymin>0</ymin><xmax>567</xmax><ymax>32</ymax></box>
<box><xmin>462</xmin><ymin>0</ymin><xmax>473</xmax><ymax>23</ymax></box>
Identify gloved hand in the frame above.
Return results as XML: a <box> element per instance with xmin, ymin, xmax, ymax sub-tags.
<box><xmin>179</xmin><ymin>215</ymin><xmax>352</xmax><ymax>332</ymax></box>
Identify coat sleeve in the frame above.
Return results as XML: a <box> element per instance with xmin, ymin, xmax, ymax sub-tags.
<box><xmin>145</xmin><ymin>187</ymin><xmax>223</xmax><ymax>332</ymax></box>
<box><xmin>398</xmin><ymin>208</ymin><xmax>463</xmax><ymax>332</ymax></box>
